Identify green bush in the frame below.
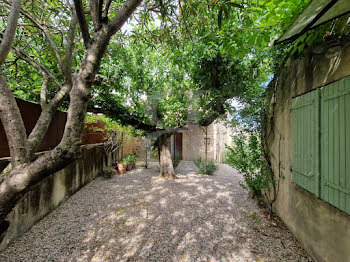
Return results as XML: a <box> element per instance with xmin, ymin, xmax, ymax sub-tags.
<box><xmin>173</xmin><ymin>156</ymin><xmax>181</xmax><ymax>169</ymax></box>
<box><xmin>197</xmin><ymin>160</ymin><xmax>217</xmax><ymax>176</ymax></box>
<box><xmin>123</xmin><ymin>154</ymin><xmax>136</xmax><ymax>163</ymax></box>
<box><xmin>121</xmin><ymin>158</ymin><xmax>128</xmax><ymax>164</ymax></box>
<box><xmin>225</xmin><ymin>131</ymin><xmax>274</xmax><ymax>198</ymax></box>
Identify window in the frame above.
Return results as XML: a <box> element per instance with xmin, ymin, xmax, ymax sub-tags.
<box><xmin>291</xmin><ymin>76</ymin><xmax>350</xmax><ymax>214</ymax></box>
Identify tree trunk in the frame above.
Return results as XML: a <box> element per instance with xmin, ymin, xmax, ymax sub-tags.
<box><xmin>0</xmin><ymin>0</ymin><xmax>143</xmax><ymax>243</ymax></box>
<box><xmin>0</xmin><ymin>29</ymin><xmax>109</xmax><ymax>241</ymax></box>
<box><xmin>158</xmin><ymin>134</ymin><xmax>176</xmax><ymax>179</ymax></box>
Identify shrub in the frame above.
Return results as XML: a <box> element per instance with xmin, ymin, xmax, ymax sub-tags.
<box><xmin>124</xmin><ymin>154</ymin><xmax>136</xmax><ymax>163</ymax></box>
<box><xmin>121</xmin><ymin>157</ymin><xmax>129</xmax><ymax>164</ymax></box>
<box><xmin>198</xmin><ymin>160</ymin><xmax>217</xmax><ymax>176</ymax></box>
<box><xmin>173</xmin><ymin>156</ymin><xmax>181</xmax><ymax>169</ymax></box>
<box><xmin>102</xmin><ymin>167</ymin><xmax>116</xmax><ymax>179</ymax></box>
<box><xmin>225</xmin><ymin>131</ymin><xmax>274</xmax><ymax>198</ymax></box>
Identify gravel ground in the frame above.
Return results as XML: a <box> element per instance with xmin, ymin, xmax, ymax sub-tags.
<box><xmin>0</xmin><ymin>161</ymin><xmax>313</xmax><ymax>262</ymax></box>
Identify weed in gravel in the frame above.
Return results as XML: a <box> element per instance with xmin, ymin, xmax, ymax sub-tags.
<box><xmin>249</xmin><ymin>213</ymin><xmax>261</xmax><ymax>229</ymax></box>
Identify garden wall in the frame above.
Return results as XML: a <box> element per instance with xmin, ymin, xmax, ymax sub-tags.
<box><xmin>0</xmin><ymin>144</ymin><xmax>116</xmax><ymax>251</ymax></box>
<box><xmin>266</xmin><ymin>39</ymin><xmax>350</xmax><ymax>262</ymax></box>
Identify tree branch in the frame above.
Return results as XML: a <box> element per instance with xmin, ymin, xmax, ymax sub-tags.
<box><xmin>74</xmin><ymin>0</ymin><xmax>91</xmax><ymax>48</ymax></box>
<box><xmin>11</xmin><ymin>47</ymin><xmax>61</xmax><ymax>87</ymax></box>
<box><xmin>90</xmin><ymin>0</ymin><xmax>100</xmax><ymax>30</ymax></box>
<box><xmin>90</xmin><ymin>0</ymin><xmax>105</xmax><ymax>30</ymax></box>
<box><xmin>107</xmin><ymin>0</ymin><xmax>143</xmax><ymax>37</ymax></box>
<box><xmin>40</xmin><ymin>74</ymin><xmax>49</xmax><ymax>109</ymax></box>
<box><xmin>103</xmin><ymin>0</ymin><xmax>113</xmax><ymax>18</ymax></box>
<box><xmin>3</xmin><ymin>0</ymin><xmax>65</xmax><ymax>73</ymax></box>
<box><xmin>27</xmin><ymin>83</ymin><xmax>72</xmax><ymax>159</ymax></box>
<box><xmin>88</xmin><ymin>107</ymin><xmax>158</xmax><ymax>133</ymax></box>
<box><xmin>200</xmin><ymin>103</ymin><xmax>226</xmax><ymax>127</ymax></box>
<box><xmin>0</xmin><ymin>0</ymin><xmax>143</xmax><ymax>232</ymax></box>
<box><xmin>63</xmin><ymin>13</ymin><xmax>78</xmax><ymax>84</ymax></box>
<box><xmin>0</xmin><ymin>73</ymin><xmax>28</xmax><ymax>167</ymax></box>
<box><xmin>0</xmin><ymin>0</ymin><xmax>21</xmax><ymax>66</ymax></box>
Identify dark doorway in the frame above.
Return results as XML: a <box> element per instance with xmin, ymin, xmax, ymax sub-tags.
<box><xmin>174</xmin><ymin>133</ymin><xmax>183</xmax><ymax>160</ymax></box>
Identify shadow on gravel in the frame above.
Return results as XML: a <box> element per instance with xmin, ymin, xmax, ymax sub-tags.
<box><xmin>0</xmin><ymin>162</ymin><xmax>312</xmax><ymax>262</ymax></box>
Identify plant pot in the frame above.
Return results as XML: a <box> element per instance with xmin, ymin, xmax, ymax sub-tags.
<box><xmin>103</xmin><ymin>166</ymin><xmax>115</xmax><ymax>179</ymax></box>
<box><xmin>112</xmin><ymin>162</ymin><xmax>118</xmax><ymax>171</ymax></box>
<box><xmin>117</xmin><ymin>163</ymin><xmax>127</xmax><ymax>174</ymax></box>
<box><xmin>127</xmin><ymin>162</ymin><xmax>133</xmax><ymax>171</ymax></box>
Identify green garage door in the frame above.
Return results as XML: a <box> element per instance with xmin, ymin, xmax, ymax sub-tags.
<box><xmin>321</xmin><ymin>77</ymin><xmax>350</xmax><ymax>214</ymax></box>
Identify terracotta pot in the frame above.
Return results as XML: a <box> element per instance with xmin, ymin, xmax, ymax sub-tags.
<box><xmin>117</xmin><ymin>163</ymin><xmax>127</xmax><ymax>174</ymax></box>
<box><xmin>127</xmin><ymin>162</ymin><xmax>133</xmax><ymax>171</ymax></box>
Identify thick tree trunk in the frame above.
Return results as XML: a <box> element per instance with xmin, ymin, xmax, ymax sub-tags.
<box><xmin>0</xmin><ymin>29</ymin><xmax>109</xmax><ymax>241</ymax></box>
<box><xmin>158</xmin><ymin>134</ymin><xmax>176</xmax><ymax>179</ymax></box>
<box><xmin>0</xmin><ymin>59</ymin><xmax>96</xmax><ymax>241</ymax></box>
<box><xmin>0</xmin><ymin>0</ymin><xmax>143</xmax><ymax>243</ymax></box>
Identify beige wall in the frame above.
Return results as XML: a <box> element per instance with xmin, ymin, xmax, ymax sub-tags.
<box><xmin>181</xmin><ymin>121</ymin><xmax>233</xmax><ymax>162</ymax></box>
<box><xmin>0</xmin><ymin>145</ymin><xmax>116</xmax><ymax>251</ymax></box>
<box><xmin>266</xmin><ymin>41</ymin><xmax>350</xmax><ymax>262</ymax></box>
<box><xmin>212</xmin><ymin>121</ymin><xmax>234</xmax><ymax>163</ymax></box>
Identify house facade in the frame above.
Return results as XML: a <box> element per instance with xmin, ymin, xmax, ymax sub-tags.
<box><xmin>169</xmin><ymin>120</ymin><xmax>234</xmax><ymax>163</ymax></box>
<box><xmin>265</xmin><ymin>38</ymin><xmax>350</xmax><ymax>261</ymax></box>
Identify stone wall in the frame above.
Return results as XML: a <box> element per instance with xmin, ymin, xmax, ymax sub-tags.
<box><xmin>266</xmin><ymin>41</ymin><xmax>350</xmax><ymax>261</ymax></box>
<box><xmin>212</xmin><ymin>121</ymin><xmax>234</xmax><ymax>163</ymax></box>
<box><xmin>182</xmin><ymin>124</ymin><xmax>214</xmax><ymax>161</ymax></box>
<box><xmin>181</xmin><ymin>121</ymin><xmax>233</xmax><ymax>162</ymax></box>
<box><xmin>0</xmin><ymin>144</ymin><xmax>115</xmax><ymax>251</ymax></box>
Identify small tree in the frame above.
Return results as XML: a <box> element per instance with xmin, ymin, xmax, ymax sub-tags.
<box><xmin>103</xmin><ymin>130</ymin><xmax>122</xmax><ymax>166</ymax></box>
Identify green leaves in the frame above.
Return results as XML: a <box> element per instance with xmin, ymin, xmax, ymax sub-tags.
<box><xmin>225</xmin><ymin>131</ymin><xmax>274</xmax><ymax>196</ymax></box>
<box><xmin>1</xmin><ymin>0</ymin><xmax>315</xmax><ymax>137</ymax></box>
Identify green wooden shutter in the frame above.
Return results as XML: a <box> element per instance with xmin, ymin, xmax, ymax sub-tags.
<box><xmin>291</xmin><ymin>89</ymin><xmax>320</xmax><ymax>196</ymax></box>
<box><xmin>321</xmin><ymin>77</ymin><xmax>350</xmax><ymax>213</ymax></box>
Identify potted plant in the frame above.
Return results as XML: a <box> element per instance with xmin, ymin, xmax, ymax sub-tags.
<box><xmin>103</xmin><ymin>166</ymin><xmax>116</xmax><ymax>179</ymax></box>
<box><xmin>117</xmin><ymin>159</ymin><xmax>128</xmax><ymax>174</ymax></box>
<box><xmin>122</xmin><ymin>155</ymin><xmax>137</xmax><ymax>171</ymax></box>
<box><xmin>128</xmin><ymin>154</ymin><xmax>137</xmax><ymax>169</ymax></box>
<box><xmin>123</xmin><ymin>155</ymin><xmax>132</xmax><ymax>171</ymax></box>
<box><xmin>112</xmin><ymin>161</ymin><xmax>118</xmax><ymax>171</ymax></box>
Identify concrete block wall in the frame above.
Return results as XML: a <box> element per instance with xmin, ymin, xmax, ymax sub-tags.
<box><xmin>0</xmin><ymin>144</ymin><xmax>115</xmax><ymax>251</ymax></box>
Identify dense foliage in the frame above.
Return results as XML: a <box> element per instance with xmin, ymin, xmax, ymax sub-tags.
<box><xmin>1</xmin><ymin>0</ymin><xmax>318</xmax><ymax>134</ymax></box>
<box><xmin>225</xmin><ymin>131</ymin><xmax>274</xmax><ymax>199</ymax></box>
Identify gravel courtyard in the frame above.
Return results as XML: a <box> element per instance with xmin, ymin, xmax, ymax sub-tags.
<box><xmin>0</xmin><ymin>161</ymin><xmax>312</xmax><ymax>262</ymax></box>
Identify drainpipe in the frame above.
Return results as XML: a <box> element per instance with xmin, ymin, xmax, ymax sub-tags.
<box><xmin>173</xmin><ymin>135</ymin><xmax>176</xmax><ymax>160</ymax></box>
<box><xmin>205</xmin><ymin>128</ymin><xmax>208</xmax><ymax>163</ymax></box>
<box><xmin>121</xmin><ymin>132</ymin><xmax>124</xmax><ymax>159</ymax></box>
<box><xmin>145</xmin><ymin>139</ymin><xmax>148</xmax><ymax>169</ymax></box>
